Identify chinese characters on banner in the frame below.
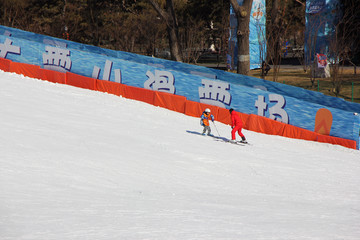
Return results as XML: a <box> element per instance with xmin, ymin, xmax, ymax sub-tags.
<box><xmin>0</xmin><ymin>38</ymin><xmax>20</xmax><ymax>58</ymax></box>
<box><xmin>43</xmin><ymin>46</ymin><xmax>71</xmax><ymax>72</ymax></box>
<box><xmin>199</xmin><ymin>79</ymin><xmax>231</xmax><ymax>108</ymax></box>
<box><xmin>144</xmin><ymin>70</ymin><xmax>175</xmax><ymax>94</ymax></box>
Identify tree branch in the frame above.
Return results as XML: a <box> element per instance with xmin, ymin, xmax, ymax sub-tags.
<box><xmin>147</xmin><ymin>0</ymin><xmax>169</xmax><ymax>23</ymax></box>
<box><xmin>295</xmin><ymin>0</ymin><xmax>305</xmax><ymax>7</ymax></box>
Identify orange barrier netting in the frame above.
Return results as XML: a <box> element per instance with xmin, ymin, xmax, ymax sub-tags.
<box><xmin>9</xmin><ymin>61</ymin><xmax>40</xmax><ymax>79</ymax></box>
<box><xmin>184</xmin><ymin>101</ymin><xmax>221</xmax><ymax>119</ymax></box>
<box><xmin>0</xmin><ymin>58</ymin><xmax>11</xmax><ymax>71</ymax></box>
<box><xmin>96</xmin><ymin>79</ymin><xmax>126</xmax><ymax>97</ymax></box>
<box><xmin>317</xmin><ymin>134</ymin><xmax>357</xmax><ymax>149</ymax></box>
<box><xmin>38</xmin><ymin>68</ymin><xmax>66</xmax><ymax>84</ymax></box>
<box><xmin>282</xmin><ymin>124</ymin><xmax>318</xmax><ymax>141</ymax></box>
<box><xmin>245</xmin><ymin>114</ymin><xmax>286</xmax><ymax>136</ymax></box>
<box><xmin>0</xmin><ymin>57</ymin><xmax>356</xmax><ymax>149</ymax></box>
<box><xmin>66</xmin><ymin>72</ymin><xmax>96</xmax><ymax>90</ymax></box>
<box><xmin>154</xmin><ymin>91</ymin><xmax>186</xmax><ymax>113</ymax></box>
<box><xmin>184</xmin><ymin>101</ymin><xmax>202</xmax><ymax>117</ymax></box>
<box><xmin>216</xmin><ymin>107</ymin><xmax>233</xmax><ymax>125</ymax></box>
<box><xmin>123</xmin><ymin>85</ymin><xmax>155</xmax><ymax>105</ymax></box>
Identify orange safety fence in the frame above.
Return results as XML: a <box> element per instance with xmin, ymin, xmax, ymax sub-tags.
<box><xmin>184</xmin><ymin>101</ymin><xmax>220</xmax><ymax>119</ymax></box>
<box><xmin>154</xmin><ymin>91</ymin><xmax>186</xmax><ymax>113</ymax></box>
<box><xmin>0</xmin><ymin>58</ymin><xmax>11</xmax><ymax>71</ymax></box>
<box><xmin>9</xmin><ymin>61</ymin><xmax>40</xmax><ymax>79</ymax></box>
<box><xmin>217</xmin><ymin>108</ymin><xmax>232</xmax><ymax>125</ymax></box>
<box><xmin>238</xmin><ymin>112</ymin><xmax>250</xmax><ymax>127</ymax></box>
<box><xmin>245</xmin><ymin>114</ymin><xmax>286</xmax><ymax>136</ymax></box>
<box><xmin>66</xmin><ymin>72</ymin><xmax>96</xmax><ymax>90</ymax></box>
<box><xmin>317</xmin><ymin>134</ymin><xmax>357</xmax><ymax>149</ymax></box>
<box><xmin>37</xmin><ymin>68</ymin><xmax>66</xmax><ymax>84</ymax></box>
<box><xmin>282</xmin><ymin>124</ymin><xmax>318</xmax><ymax>141</ymax></box>
<box><xmin>96</xmin><ymin>79</ymin><xmax>126</xmax><ymax>96</ymax></box>
<box><xmin>123</xmin><ymin>85</ymin><xmax>155</xmax><ymax>105</ymax></box>
<box><xmin>184</xmin><ymin>101</ymin><xmax>202</xmax><ymax>117</ymax></box>
<box><xmin>216</xmin><ymin>108</ymin><xmax>249</xmax><ymax>127</ymax></box>
<box><xmin>0</xmin><ymin>58</ymin><xmax>357</xmax><ymax>149</ymax></box>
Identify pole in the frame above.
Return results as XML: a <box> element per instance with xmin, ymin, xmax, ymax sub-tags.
<box><xmin>352</xmin><ymin>82</ymin><xmax>354</xmax><ymax>102</ymax></box>
<box><xmin>212</xmin><ymin>121</ymin><xmax>221</xmax><ymax>137</ymax></box>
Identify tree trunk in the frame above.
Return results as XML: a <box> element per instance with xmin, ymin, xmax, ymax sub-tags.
<box><xmin>236</xmin><ymin>16</ymin><xmax>251</xmax><ymax>75</ymax></box>
<box><xmin>148</xmin><ymin>0</ymin><xmax>182</xmax><ymax>62</ymax></box>
<box><xmin>230</xmin><ymin>0</ymin><xmax>253</xmax><ymax>75</ymax></box>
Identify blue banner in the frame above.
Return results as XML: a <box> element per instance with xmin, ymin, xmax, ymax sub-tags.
<box><xmin>305</xmin><ymin>0</ymin><xmax>341</xmax><ymax>63</ymax></box>
<box><xmin>0</xmin><ymin>25</ymin><xmax>359</xmax><ymax>148</ymax></box>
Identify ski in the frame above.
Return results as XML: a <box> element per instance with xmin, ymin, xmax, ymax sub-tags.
<box><xmin>208</xmin><ymin>135</ymin><xmax>251</xmax><ymax>145</ymax></box>
<box><xmin>227</xmin><ymin>140</ymin><xmax>249</xmax><ymax>145</ymax></box>
<box><xmin>237</xmin><ymin>140</ymin><xmax>251</xmax><ymax>145</ymax></box>
<box><xmin>213</xmin><ymin>137</ymin><xmax>249</xmax><ymax>146</ymax></box>
<box><xmin>186</xmin><ymin>130</ymin><xmax>251</xmax><ymax>145</ymax></box>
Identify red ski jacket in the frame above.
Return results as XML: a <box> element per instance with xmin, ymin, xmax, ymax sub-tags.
<box><xmin>231</xmin><ymin>111</ymin><xmax>243</xmax><ymax>128</ymax></box>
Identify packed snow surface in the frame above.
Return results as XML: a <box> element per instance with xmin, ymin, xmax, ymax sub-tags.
<box><xmin>1</xmin><ymin>70</ymin><xmax>360</xmax><ymax>240</ymax></box>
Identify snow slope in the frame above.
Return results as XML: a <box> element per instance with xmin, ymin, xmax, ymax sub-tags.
<box><xmin>1</xmin><ymin>70</ymin><xmax>360</xmax><ymax>240</ymax></box>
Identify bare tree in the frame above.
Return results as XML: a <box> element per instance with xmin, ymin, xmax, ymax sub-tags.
<box><xmin>266</xmin><ymin>0</ymin><xmax>294</xmax><ymax>82</ymax></box>
<box><xmin>0</xmin><ymin>0</ymin><xmax>28</xmax><ymax>28</ymax></box>
<box><xmin>180</xmin><ymin>18</ymin><xmax>208</xmax><ymax>64</ymax></box>
<box><xmin>147</xmin><ymin>0</ymin><xmax>182</xmax><ymax>62</ymax></box>
<box><xmin>327</xmin><ymin>0</ymin><xmax>360</xmax><ymax>97</ymax></box>
<box><xmin>304</xmin><ymin>7</ymin><xmax>327</xmax><ymax>87</ymax></box>
<box><xmin>230</xmin><ymin>0</ymin><xmax>253</xmax><ymax>75</ymax></box>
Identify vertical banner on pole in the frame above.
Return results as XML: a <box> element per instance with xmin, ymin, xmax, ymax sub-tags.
<box><xmin>305</xmin><ymin>0</ymin><xmax>340</xmax><ymax>64</ymax></box>
<box><xmin>249</xmin><ymin>0</ymin><xmax>266</xmax><ymax>69</ymax></box>
<box><xmin>228</xmin><ymin>0</ymin><xmax>266</xmax><ymax>70</ymax></box>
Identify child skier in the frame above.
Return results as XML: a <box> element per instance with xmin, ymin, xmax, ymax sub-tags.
<box><xmin>229</xmin><ymin>108</ymin><xmax>247</xmax><ymax>143</ymax></box>
<box><xmin>200</xmin><ymin>108</ymin><xmax>214</xmax><ymax>136</ymax></box>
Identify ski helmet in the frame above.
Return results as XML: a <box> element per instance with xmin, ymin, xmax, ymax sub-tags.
<box><xmin>205</xmin><ymin>108</ymin><xmax>211</xmax><ymax>113</ymax></box>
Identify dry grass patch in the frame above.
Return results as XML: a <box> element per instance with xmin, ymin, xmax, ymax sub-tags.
<box><xmin>249</xmin><ymin>67</ymin><xmax>360</xmax><ymax>103</ymax></box>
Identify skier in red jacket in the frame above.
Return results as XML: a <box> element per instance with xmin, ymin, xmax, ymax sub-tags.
<box><xmin>229</xmin><ymin>108</ymin><xmax>247</xmax><ymax>143</ymax></box>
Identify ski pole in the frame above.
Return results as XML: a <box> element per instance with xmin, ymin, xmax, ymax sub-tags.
<box><xmin>213</xmin><ymin>121</ymin><xmax>221</xmax><ymax>137</ymax></box>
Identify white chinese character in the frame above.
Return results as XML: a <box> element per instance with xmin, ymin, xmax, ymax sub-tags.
<box><xmin>144</xmin><ymin>70</ymin><xmax>175</xmax><ymax>94</ymax></box>
<box><xmin>43</xmin><ymin>46</ymin><xmax>71</xmax><ymax>72</ymax></box>
<box><xmin>199</xmin><ymin>79</ymin><xmax>231</xmax><ymax>108</ymax></box>
<box><xmin>0</xmin><ymin>38</ymin><xmax>20</xmax><ymax>58</ymax></box>
<box><xmin>92</xmin><ymin>60</ymin><xmax>121</xmax><ymax>83</ymax></box>
<box><xmin>255</xmin><ymin>95</ymin><xmax>267</xmax><ymax>116</ymax></box>
<box><xmin>255</xmin><ymin>94</ymin><xmax>289</xmax><ymax>124</ymax></box>
<box><xmin>268</xmin><ymin>94</ymin><xmax>289</xmax><ymax>124</ymax></box>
